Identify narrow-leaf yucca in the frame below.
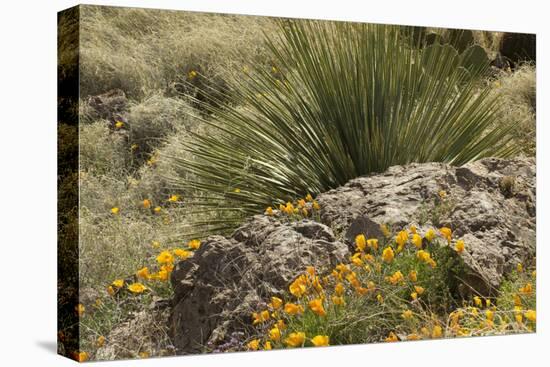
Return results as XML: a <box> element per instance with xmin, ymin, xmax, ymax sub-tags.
<box><xmin>165</xmin><ymin>20</ymin><xmax>518</xmax><ymax>237</ymax></box>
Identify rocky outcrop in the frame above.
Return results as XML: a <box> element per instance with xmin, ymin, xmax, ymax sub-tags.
<box><xmin>170</xmin><ymin>217</ymin><xmax>348</xmax><ymax>354</ymax></box>
<box><xmin>169</xmin><ymin>157</ymin><xmax>535</xmax><ymax>353</ymax></box>
<box><xmin>317</xmin><ymin>157</ymin><xmax>535</xmax><ymax>295</ymax></box>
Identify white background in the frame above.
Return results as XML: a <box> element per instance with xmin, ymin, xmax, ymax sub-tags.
<box><xmin>0</xmin><ymin>0</ymin><xmax>548</xmax><ymax>365</ymax></box>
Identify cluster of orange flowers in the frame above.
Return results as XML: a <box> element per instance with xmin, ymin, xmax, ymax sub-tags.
<box><xmin>265</xmin><ymin>194</ymin><xmax>320</xmax><ymax>219</ymax></box>
<box><xmin>248</xmin><ymin>221</ymin><xmax>477</xmax><ymax>348</ymax></box>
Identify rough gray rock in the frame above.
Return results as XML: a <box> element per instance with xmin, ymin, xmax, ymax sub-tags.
<box><xmin>170</xmin><ymin>216</ymin><xmax>349</xmax><ymax>354</ymax></box>
<box><xmin>317</xmin><ymin>157</ymin><xmax>535</xmax><ymax>295</ymax></box>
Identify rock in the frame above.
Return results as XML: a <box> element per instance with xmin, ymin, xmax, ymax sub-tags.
<box><xmin>86</xmin><ymin>88</ymin><xmax>128</xmax><ymax>123</ymax></box>
<box><xmin>317</xmin><ymin>157</ymin><xmax>535</xmax><ymax>295</ymax></box>
<box><xmin>170</xmin><ymin>217</ymin><xmax>349</xmax><ymax>354</ymax></box>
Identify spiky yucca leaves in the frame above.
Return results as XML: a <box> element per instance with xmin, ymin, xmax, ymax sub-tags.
<box><xmin>165</xmin><ymin>20</ymin><xmax>518</xmax><ymax>237</ymax></box>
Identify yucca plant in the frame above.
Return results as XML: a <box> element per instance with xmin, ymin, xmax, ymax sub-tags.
<box><xmin>164</xmin><ymin>20</ymin><xmax>518</xmax><ymax>237</ymax></box>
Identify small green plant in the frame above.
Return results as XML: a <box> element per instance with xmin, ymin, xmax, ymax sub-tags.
<box><xmin>499</xmin><ymin>176</ymin><xmax>516</xmax><ymax>197</ymax></box>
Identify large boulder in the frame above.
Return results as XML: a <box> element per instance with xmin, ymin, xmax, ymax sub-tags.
<box><xmin>317</xmin><ymin>157</ymin><xmax>535</xmax><ymax>295</ymax></box>
<box><xmin>169</xmin><ymin>216</ymin><xmax>349</xmax><ymax>354</ymax></box>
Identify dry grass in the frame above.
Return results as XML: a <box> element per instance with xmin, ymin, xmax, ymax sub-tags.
<box><xmin>79</xmin><ymin>5</ymin><xmax>277</xmax><ymax>98</ymax></box>
<box><xmin>490</xmin><ymin>63</ymin><xmax>536</xmax><ymax>155</ymax></box>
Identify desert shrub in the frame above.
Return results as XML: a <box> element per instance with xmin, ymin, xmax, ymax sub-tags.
<box><xmin>165</xmin><ymin>20</ymin><xmax>519</xmax><ymax>237</ymax></box>
<box><xmin>490</xmin><ymin>63</ymin><xmax>536</xmax><ymax>155</ymax></box>
<box><xmin>78</xmin><ymin>5</ymin><xmax>276</xmax><ymax>98</ymax></box>
<box><xmin>243</xmin><ymin>224</ymin><xmax>534</xmax><ymax>350</ymax></box>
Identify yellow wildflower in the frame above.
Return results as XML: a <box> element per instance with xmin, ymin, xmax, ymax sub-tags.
<box><xmin>188</xmin><ymin>239</ymin><xmax>201</xmax><ymax>250</ymax></box>
<box><xmin>269</xmin><ymin>327</ymin><xmax>281</xmax><ymax>341</ymax></box>
<box><xmin>277</xmin><ymin>319</ymin><xmax>287</xmax><ymax>330</ymax></box>
<box><xmin>114</xmin><ymin>120</ymin><xmax>124</xmax><ymax>129</ymax></box>
<box><xmin>284</xmin><ymin>332</ymin><xmax>306</xmax><ymax>348</ymax></box>
<box><xmin>305</xmin><ymin>193</ymin><xmax>313</xmax><ymax>202</ymax></box>
<box><xmin>519</xmin><ymin>283</ymin><xmax>533</xmax><ymax>295</ymax></box>
<box><xmin>525</xmin><ymin>310</ymin><xmax>536</xmax><ymax>322</ymax></box>
<box><xmin>128</xmin><ymin>282</ymin><xmax>147</xmax><ymax>294</ymax></box>
<box><xmin>455</xmin><ymin>240</ymin><xmax>465</xmax><ymax>253</ymax></box>
<box><xmin>311</xmin><ymin>335</ymin><xmax>329</xmax><ymax>347</ymax></box>
<box><xmin>367</xmin><ymin>238</ymin><xmax>379</xmax><ymax>250</ymax></box>
<box><xmin>515</xmin><ymin>313</ymin><xmax>523</xmax><ymax>324</ymax></box>
<box><xmin>425</xmin><ymin>228</ymin><xmax>435</xmax><ymax>242</ymax></box>
<box><xmin>385</xmin><ymin>332</ymin><xmax>398</xmax><ymax>342</ymax></box>
<box><xmin>142</xmin><ymin>199</ymin><xmax>151</xmax><ymax>209</ymax></box>
<box><xmin>153</xmin><ymin>269</ymin><xmax>169</xmax><ymax>281</ymax></box>
<box><xmin>247</xmin><ymin>339</ymin><xmax>260</xmax><ymax>351</ymax></box>
<box><xmin>402</xmin><ymin>309</ymin><xmax>414</xmax><ymax>320</ymax></box>
<box><xmin>513</xmin><ymin>294</ymin><xmax>522</xmax><ymax>307</ymax></box>
<box><xmin>376</xmin><ymin>294</ymin><xmax>384</xmax><ymax>303</ymax></box>
<box><xmin>139</xmin><ymin>352</ymin><xmax>150</xmax><ymax>359</ymax></box>
<box><xmin>414</xmin><ymin>285</ymin><xmax>425</xmax><ymax>295</ymax></box>
<box><xmin>298</xmin><ymin>199</ymin><xmax>306</xmax><ymax>208</ymax></box>
<box><xmin>416</xmin><ymin>250</ymin><xmax>432</xmax><ymax>263</ymax></box>
<box><xmin>74</xmin><ymin>352</ymin><xmax>89</xmax><ymax>362</ymax></box>
<box><xmin>112</xmin><ymin>279</ymin><xmax>124</xmax><ymax>288</ymax></box>
<box><xmin>332</xmin><ymin>295</ymin><xmax>346</xmax><ymax>306</ymax></box>
<box><xmin>312</xmin><ymin>201</ymin><xmax>320</xmax><ymax>210</ymax></box>
<box><xmin>97</xmin><ymin>335</ymin><xmax>105</xmax><ymax>347</ymax></box>
<box><xmin>269</xmin><ymin>296</ymin><xmax>283</xmax><ymax>309</ymax></box>
<box><xmin>439</xmin><ymin>227</ymin><xmax>452</xmax><ymax>242</ymax></box>
<box><xmin>264</xmin><ymin>341</ymin><xmax>272</xmax><ymax>350</ymax></box>
<box><xmin>284</xmin><ymin>303</ymin><xmax>304</xmax><ymax>315</ymax></box>
<box><xmin>355</xmin><ymin>234</ymin><xmax>367</xmax><ymax>252</ymax></box>
<box><xmin>485</xmin><ymin>309</ymin><xmax>494</xmax><ymax>321</ymax></box>
<box><xmin>252</xmin><ymin>310</ymin><xmax>270</xmax><ymax>325</ymax></box>
<box><xmin>136</xmin><ymin>267</ymin><xmax>150</xmax><ymax>279</ymax></box>
<box><xmin>409</xmin><ymin>270</ymin><xmax>418</xmax><ymax>282</ymax></box>
<box><xmin>387</xmin><ymin>270</ymin><xmax>404</xmax><ymax>285</ymax></box>
<box><xmin>151</xmin><ymin>240</ymin><xmax>161</xmax><ymax>248</ymax></box>
<box><xmin>111</xmin><ymin>207</ymin><xmax>120</xmax><ymax>215</ymax></box>
<box><xmin>474</xmin><ymin>296</ymin><xmax>482</xmax><ymax>307</ymax></box>
<box><xmin>438</xmin><ymin>190</ymin><xmax>447</xmax><ymax>199</ymax></box>
<box><xmin>411</xmin><ymin>233</ymin><xmax>422</xmax><ymax>249</ymax></box>
<box><xmin>395</xmin><ymin>230</ymin><xmax>408</xmax><ymax>250</ymax></box>
<box><xmin>335</xmin><ymin>283</ymin><xmax>345</xmax><ymax>296</ymax></box>
<box><xmin>265</xmin><ymin>206</ymin><xmax>274</xmax><ymax>216</ymax></box>
<box><xmin>107</xmin><ymin>286</ymin><xmax>115</xmax><ymax>296</ymax></box>
<box><xmin>173</xmin><ymin>248</ymin><xmax>191</xmax><ymax>259</ymax></box>
<box><xmin>411</xmin><ymin>292</ymin><xmax>418</xmax><ymax>300</ymax></box>
<box><xmin>168</xmin><ymin>194</ymin><xmax>180</xmax><ymax>202</ymax></box>
<box><xmin>407</xmin><ymin>333</ymin><xmax>421</xmax><ymax>341</ymax></box>
<box><xmin>308</xmin><ymin>298</ymin><xmax>326</xmax><ymax>317</ymax></box>
<box><xmin>188</xmin><ymin>70</ymin><xmax>197</xmax><ymax>79</ymax></box>
<box><xmin>517</xmin><ymin>263</ymin><xmax>523</xmax><ymax>273</ymax></box>
<box><xmin>153</xmin><ymin>206</ymin><xmax>161</xmax><ymax>214</ymax></box>
<box><xmin>382</xmin><ymin>246</ymin><xmax>395</xmax><ymax>263</ymax></box>
<box><xmin>289</xmin><ymin>276</ymin><xmax>307</xmax><ymax>298</ymax></box>
<box><xmin>76</xmin><ymin>303</ymin><xmax>85</xmax><ymax>317</ymax></box>
<box><xmin>410</xmin><ymin>224</ymin><xmax>417</xmax><ymax>234</ymax></box>
<box><xmin>157</xmin><ymin>250</ymin><xmax>174</xmax><ymax>265</ymax></box>
<box><xmin>431</xmin><ymin>325</ymin><xmax>443</xmax><ymax>338</ymax></box>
